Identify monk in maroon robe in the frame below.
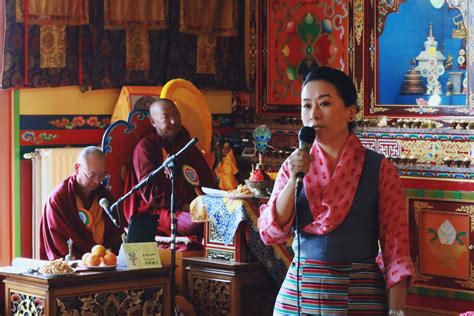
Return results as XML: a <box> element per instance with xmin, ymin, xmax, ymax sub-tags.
<box><xmin>40</xmin><ymin>147</ymin><xmax>123</xmax><ymax>260</ymax></box>
<box><xmin>124</xmin><ymin>99</ymin><xmax>217</xmax><ymax>249</ymax></box>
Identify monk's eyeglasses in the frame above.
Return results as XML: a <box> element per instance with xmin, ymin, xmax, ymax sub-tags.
<box><xmin>81</xmin><ymin>166</ymin><xmax>107</xmax><ymax>181</ymax></box>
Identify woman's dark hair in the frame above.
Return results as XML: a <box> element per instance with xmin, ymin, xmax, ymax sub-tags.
<box><xmin>303</xmin><ymin>66</ymin><xmax>358</xmax><ymax>131</ymax></box>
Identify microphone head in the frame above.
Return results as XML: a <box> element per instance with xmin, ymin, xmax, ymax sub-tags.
<box><xmin>298</xmin><ymin>126</ymin><xmax>316</xmax><ymax>144</ymax></box>
<box><xmin>99</xmin><ymin>198</ymin><xmax>109</xmax><ymax>208</ymax></box>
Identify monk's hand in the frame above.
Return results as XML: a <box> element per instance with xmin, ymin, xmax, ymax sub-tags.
<box><xmin>164</xmin><ymin>167</ymin><xmax>171</xmax><ymax>179</ymax></box>
<box><xmin>288</xmin><ymin>148</ymin><xmax>312</xmax><ymax>181</ymax></box>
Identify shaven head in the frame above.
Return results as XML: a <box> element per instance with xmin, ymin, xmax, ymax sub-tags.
<box><xmin>76</xmin><ymin>146</ymin><xmax>105</xmax><ymax>165</ymax></box>
<box><xmin>74</xmin><ymin>146</ymin><xmax>107</xmax><ymax>196</ymax></box>
<box><xmin>149</xmin><ymin>98</ymin><xmax>182</xmax><ymax>140</ymax></box>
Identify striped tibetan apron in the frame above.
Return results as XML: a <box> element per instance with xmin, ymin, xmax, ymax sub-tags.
<box><xmin>274</xmin><ymin>150</ymin><xmax>388</xmax><ymax>315</ymax></box>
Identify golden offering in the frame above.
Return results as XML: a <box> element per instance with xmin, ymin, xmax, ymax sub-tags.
<box><xmin>40</xmin><ymin>259</ymin><xmax>73</xmax><ymax>274</ymax></box>
<box><xmin>228</xmin><ymin>184</ymin><xmax>253</xmax><ymax>197</ymax></box>
<box><xmin>266</xmin><ymin>172</ymin><xmax>278</xmax><ymax>181</ymax></box>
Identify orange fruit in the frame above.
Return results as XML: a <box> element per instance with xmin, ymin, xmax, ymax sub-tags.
<box><xmin>86</xmin><ymin>254</ymin><xmax>101</xmax><ymax>266</ymax></box>
<box><xmin>91</xmin><ymin>244</ymin><xmax>106</xmax><ymax>258</ymax></box>
<box><xmin>81</xmin><ymin>252</ymin><xmax>91</xmax><ymax>264</ymax></box>
<box><xmin>103</xmin><ymin>252</ymin><xmax>117</xmax><ymax>266</ymax></box>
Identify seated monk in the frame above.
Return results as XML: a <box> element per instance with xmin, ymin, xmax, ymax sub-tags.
<box><xmin>124</xmin><ymin>98</ymin><xmax>218</xmax><ymax>250</ymax></box>
<box><xmin>39</xmin><ymin>146</ymin><xmax>123</xmax><ymax>260</ymax></box>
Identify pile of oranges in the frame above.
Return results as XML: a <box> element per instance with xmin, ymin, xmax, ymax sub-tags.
<box><xmin>82</xmin><ymin>244</ymin><xmax>117</xmax><ymax>267</ymax></box>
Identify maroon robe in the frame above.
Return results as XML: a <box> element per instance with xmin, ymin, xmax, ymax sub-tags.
<box><xmin>39</xmin><ymin>175</ymin><xmax>124</xmax><ymax>260</ymax></box>
<box><xmin>124</xmin><ymin>128</ymin><xmax>217</xmax><ymax>243</ymax></box>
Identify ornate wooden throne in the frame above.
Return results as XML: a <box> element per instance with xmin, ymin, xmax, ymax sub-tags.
<box><xmin>101</xmin><ymin>79</ymin><xmax>213</xmax><ymax>294</ymax></box>
<box><xmin>102</xmin><ymin>79</ymin><xmax>212</xmax><ymax>201</ymax></box>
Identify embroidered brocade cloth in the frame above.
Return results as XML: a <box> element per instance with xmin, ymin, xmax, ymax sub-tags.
<box><xmin>103</xmin><ymin>0</ymin><xmax>168</xmax><ymax>29</ymax></box>
<box><xmin>190</xmin><ymin>195</ymin><xmax>294</xmax><ymax>286</ymax></box>
<box><xmin>16</xmin><ymin>0</ymin><xmax>89</xmax><ymax>25</ymax></box>
<box><xmin>39</xmin><ymin>25</ymin><xmax>66</xmax><ymax>68</ymax></box>
<box><xmin>16</xmin><ymin>0</ymin><xmax>89</xmax><ymax>69</ymax></box>
<box><xmin>125</xmin><ymin>27</ymin><xmax>150</xmax><ymax>71</ymax></box>
<box><xmin>196</xmin><ymin>35</ymin><xmax>217</xmax><ymax>74</ymax></box>
<box><xmin>103</xmin><ymin>0</ymin><xmax>168</xmax><ymax>71</ymax></box>
<box><xmin>179</xmin><ymin>0</ymin><xmax>238</xmax><ymax>74</ymax></box>
<box><xmin>2</xmin><ymin>0</ymin><xmax>245</xmax><ymax>89</ymax></box>
<box><xmin>179</xmin><ymin>0</ymin><xmax>238</xmax><ymax>36</ymax></box>
<box><xmin>190</xmin><ymin>195</ymin><xmax>246</xmax><ymax>246</ymax></box>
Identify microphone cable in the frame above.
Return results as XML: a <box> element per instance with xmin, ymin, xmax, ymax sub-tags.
<box><xmin>293</xmin><ymin>126</ymin><xmax>315</xmax><ymax>315</ymax></box>
<box><xmin>294</xmin><ymin>181</ymin><xmax>303</xmax><ymax>316</ymax></box>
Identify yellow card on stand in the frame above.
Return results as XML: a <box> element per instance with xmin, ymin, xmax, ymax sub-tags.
<box><xmin>118</xmin><ymin>242</ymin><xmax>162</xmax><ymax>269</ymax></box>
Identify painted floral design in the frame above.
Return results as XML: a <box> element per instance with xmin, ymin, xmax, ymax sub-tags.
<box><xmin>282</xmin><ymin>12</ymin><xmax>338</xmax><ymax>81</ymax></box>
<box><xmin>11</xmin><ymin>292</ymin><xmax>45</xmax><ymax>315</ymax></box>
<box><xmin>22</xmin><ymin>131</ymin><xmax>59</xmax><ymax>144</ymax></box>
<box><xmin>72</xmin><ymin>116</ymin><xmax>86</xmax><ymax>127</ymax></box>
<box><xmin>48</xmin><ymin>116</ymin><xmax>110</xmax><ymax>129</ymax></box>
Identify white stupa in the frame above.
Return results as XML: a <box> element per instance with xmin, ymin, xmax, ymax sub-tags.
<box><xmin>415</xmin><ymin>23</ymin><xmax>446</xmax><ymax>95</ymax></box>
<box><xmin>415</xmin><ymin>23</ymin><xmax>446</xmax><ymax>71</ymax></box>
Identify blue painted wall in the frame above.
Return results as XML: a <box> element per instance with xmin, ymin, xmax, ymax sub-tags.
<box><xmin>378</xmin><ymin>0</ymin><xmax>466</xmax><ymax>106</ymax></box>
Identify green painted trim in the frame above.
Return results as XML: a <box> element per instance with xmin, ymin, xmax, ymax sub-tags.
<box><xmin>425</xmin><ymin>190</ymin><xmax>444</xmax><ymax>198</ymax></box>
<box><xmin>443</xmin><ymin>191</ymin><xmax>461</xmax><ymax>199</ymax></box>
<box><xmin>406</xmin><ymin>189</ymin><xmax>474</xmax><ymax>201</ymax></box>
<box><xmin>408</xmin><ymin>285</ymin><xmax>474</xmax><ymax>301</ymax></box>
<box><xmin>405</xmin><ymin>188</ymin><xmax>424</xmax><ymax>197</ymax></box>
<box><xmin>460</xmin><ymin>192</ymin><xmax>474</xmax><ymax>200</ymax></box>
<box><xmin>13</xmin><ymin>90</ymin><xmax>21</xmax><ymax>257</ymax></box>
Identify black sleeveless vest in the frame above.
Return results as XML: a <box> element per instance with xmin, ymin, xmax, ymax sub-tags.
<box><xmin>293</xmin><ymin>149</ymin><xmax>384</xmax><ymax>261</ymax></box>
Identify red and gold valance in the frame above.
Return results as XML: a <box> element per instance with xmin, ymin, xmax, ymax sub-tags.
<box><xmin>16</xmin><ymin>0</ymin><xmax>89</xmax><ymax>26</ymax></box>
<box><xmin>179</xmin><ymin>0</ymin><xmax>238</xmax><ymax>36</ymax></box>
<box><xmin>15</xmin><ymin>0</ymin><xmax>89</xmax><ymax>72</ymax></box>
<box><xmin>104</xmin><ymin>0</ymin><xmax>169</xmax><ymax>30</ymax></box>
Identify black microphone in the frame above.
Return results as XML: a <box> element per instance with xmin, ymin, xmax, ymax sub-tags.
<box><xmin>99</xmin><ymin>198</ymin><xmax>120</xmax><ymax>228</ymax></box>
<box><xmin>295</xmin><ymin>126</ymin><xmax>316</xmax><ymax>194</ymax></box>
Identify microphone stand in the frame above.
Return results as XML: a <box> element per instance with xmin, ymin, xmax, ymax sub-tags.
<box><xmin>109</xmin><ymin>137</ymin><xmax>197</xmax><ymax>316</ymax></box>
<box><xmin>169</xmin><ymin>159</ymin><xmax>177</xmax><ymax>316</ymax></box>
<box><xmin>109</xmin><ymin>138</ymin><xmax>197</xmax><ymax>213</ymax></box>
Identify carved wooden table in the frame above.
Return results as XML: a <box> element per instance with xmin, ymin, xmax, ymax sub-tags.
<box><xmin>184</xmin><ymin>257</ymin><xmax>277</xmax><ymax>316</ymax></box>
<box><xmin>2</xmin><ymin>267</ymin><xmax>170</xmax><ymax>315</ymax></box>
